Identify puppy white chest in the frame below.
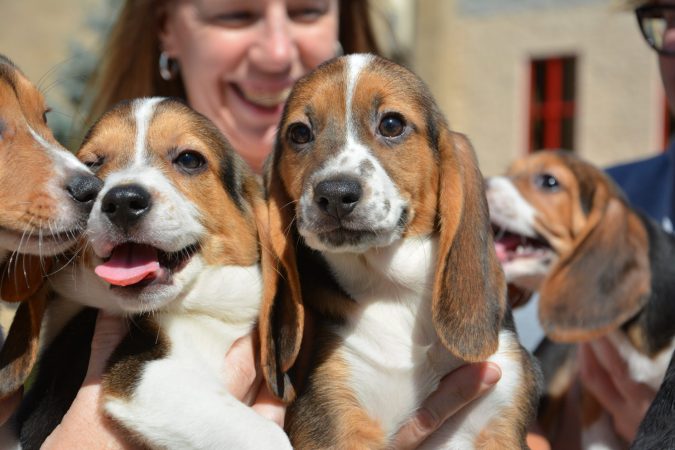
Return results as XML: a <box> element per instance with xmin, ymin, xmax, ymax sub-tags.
<box><xmin>325</xmin><ymin>237</ymin><xmax>457</xmax><ymax>434</ymax></box>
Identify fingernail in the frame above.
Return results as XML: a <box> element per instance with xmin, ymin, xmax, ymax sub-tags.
<box><xmin>482</xmin><ymin>363</ymin><xmax>501</xmax><ymax>386</ymax></box>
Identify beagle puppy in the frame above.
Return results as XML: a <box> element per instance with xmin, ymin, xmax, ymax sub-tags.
<box><xmin>487</xmin><ymin>150</ymin><xmax>675</xmax><ymax>449</ymax></box>
<box><xmin>261</xmin><ymin>54</ymin><xmax>541</xmax><ymax>449</ymax></box>
<box><xmin>9</xmin><ymin>98</ymin><xmax>291</xmax><ymax>449</ymax></box>
<box><xmin>0</xmin><ymin>54</ymin><xmax>101</xmax><ymax>399</ymax></box>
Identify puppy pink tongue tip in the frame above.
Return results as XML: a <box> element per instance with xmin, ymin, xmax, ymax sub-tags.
<box><xmin>495</xmin><ymin>242</ymin><xmax>508</xmax><ymax>263</ymax></box>
<box><xmin>95</xmin><ymin>243</ymin><xmax>160</xmax><ymax>286</ymax></box>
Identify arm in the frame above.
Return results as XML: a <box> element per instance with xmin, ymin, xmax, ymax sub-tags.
<box><xmin>42</xmin><ymin>311</ymin><xmax>136</xmax><ymax>450</ymax></box>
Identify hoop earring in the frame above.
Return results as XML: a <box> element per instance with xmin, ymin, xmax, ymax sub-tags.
<box><xmin>335</xmin><ymin>41</ymin><xmax>344</xmax><ymax>57</ymax></box>
<box><xmin>159</xmin><ymin>51</ymin><xmax>179</xmax><ymax>81</ymax></box>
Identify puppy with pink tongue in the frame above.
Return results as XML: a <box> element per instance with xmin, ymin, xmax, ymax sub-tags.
<box><xmin>11</xmin><ymin>98</ymin><xmax>291</xmax><ymax>450</ymax></box>
<box><xmin>95</xmin><ymin>243</ymin><xmax>161</xmax><ymax>287</ymax></box>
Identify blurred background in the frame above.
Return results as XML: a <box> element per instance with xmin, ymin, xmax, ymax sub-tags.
<box><xmin>0</xmin><ymin>0</ymin><xmax>664</xmax><ymax>325</ymax></box>
<box><xmin>1</xmin><ymin>0</ymin><xmax>663</xmax><ymax>175</ymax></box>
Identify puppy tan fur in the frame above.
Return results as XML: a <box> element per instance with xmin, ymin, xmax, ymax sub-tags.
<box><xmin>9</xmin><ymin>98</ymin><xmax>291</xmax><ymax>449</ymax></box>
<box><xmin>487</xmin><ymin>150</ymin><xmax>675</xmax><ymax>448</ymax></box>
<box><xmin>0</xmin><ymin>54</ymin><xmax>101</xmax><ymax>399</ymax></box>
<box><xmin>261</xmin><ymin>54</ymin><xmax>540</xmax><ymax>449</ymax></box>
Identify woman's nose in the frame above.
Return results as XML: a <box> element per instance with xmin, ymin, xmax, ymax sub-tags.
<box><xmin>251</xmin><ymin>6</ymin><xmax>294</xmax><ymax>72</ymax></box>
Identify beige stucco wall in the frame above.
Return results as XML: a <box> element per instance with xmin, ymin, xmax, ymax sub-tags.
<box><xmin>414</xmin><ymin>0</ymin><xmax>662</xmax><ymax>176</ymax></box>
<box><xmin>0</xmin><ymin>0</ymin><xmax>109</xmax><ymax>141</ymax></box>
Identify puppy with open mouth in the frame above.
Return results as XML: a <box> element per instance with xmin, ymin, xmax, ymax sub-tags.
<box><xmin>10</xmin><ymin>97</ymin><xmax>292</xmax><ymax>450</ymax></box>
<box><xmin>486</xmin><ymin>150</ymin><xmax>675</xmax><ymax>448</ymax></box>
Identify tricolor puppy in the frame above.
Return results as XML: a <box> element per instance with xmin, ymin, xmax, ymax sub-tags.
<box><xmin>487</xmin><ymin>150</ymin><xmax>675</xmax><ymax>449</ymax></box>
<box><xmin>261</xmin><ymin>54</ymin><xmax>540</xmax><ymax>449</ymax></box>
<box><xmin>0</xmin><ymin>54</ymin><xmax>101</xmax><ymax>399</ymax></box>
<box><xmin>11</xmin><ymin>98</ymin><xmax>291</xmax><ymax>449</ymax></box>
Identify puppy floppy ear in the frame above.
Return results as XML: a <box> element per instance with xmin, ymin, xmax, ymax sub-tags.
<box><xmin>0</xmin><ymin>286</ymin><xmax>48</xmax><ymax>399</ymax></box>
<box><xmin>433</xmin><ymin>131</ymin><xmax>506</xmax><ymax>362</ymax></box>
<box><xmin>0</xmin><ymin>254</ymin><xmax>50</xmax><ymax>302</ymax></box>
<box><xmin>539</xmin><ymin>191</ymin><xmax>651</xmax><ymax>342</ymax></box>
<box><xmin>259</xmin><ymin>154</ymin><xmax>304</xmax><ymax>403</ymax></box>
<box><xmin>0</xmin><ymin>255</ymin><xmax>50</xmax><ymax>398</ymax></box>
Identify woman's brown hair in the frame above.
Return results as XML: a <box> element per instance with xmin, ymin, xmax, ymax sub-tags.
<box><xmin>80</xmin><ymin>0</ymin><xmax>380</xmax><ymax>142</ymax></box>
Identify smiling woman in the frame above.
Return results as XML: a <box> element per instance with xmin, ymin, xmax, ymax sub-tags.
<box><xmin>82</xmin><ymin>0</ymin><xmax>380</xmax><ymax>173</ymax></box>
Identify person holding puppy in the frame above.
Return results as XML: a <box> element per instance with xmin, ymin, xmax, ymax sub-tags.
<box><xmin>0</xmin><ymin>1</ymin><xmax>504</xmax><ymax>449</ymax></box>
<box><xmin>553</xmin><ymin>1</ymin><xmax>675</xmax><ymax>447</ymax></box>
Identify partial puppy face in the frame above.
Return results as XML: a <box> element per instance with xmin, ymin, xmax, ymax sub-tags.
<box><xmin>74</xmin><ymin>98</ymin><xmax>260</xmax><ymax>313</ymax></box>
<box><xmin>273</xmin><ymin>54</ymin><xmax>442</xmax><ymax>253</ymax></box>
<box><xmin>0</xmin><ymin>55</ymin><xmax>101</xmax><ymax>256</ymax></box>
<box><xmin>486</xmin><ymin>151</ymin><xmax>613</xmax><ymax>290</ymax></box>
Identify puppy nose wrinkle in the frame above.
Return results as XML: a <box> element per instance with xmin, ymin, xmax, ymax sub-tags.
<box><xmin>101</xmin><ymin>184</ymin><xmax>152</xmax><ymax>232</ymax></box>
<box><xmin>314</xmin><ymin>178</ymin><xmax>362</xmax><ymax>219</ymax></box>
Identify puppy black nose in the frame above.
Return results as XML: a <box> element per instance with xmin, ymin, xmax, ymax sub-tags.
<box><xmin>314</xmin><ymin>178</ymin><xmax>362</xmax><ymax>219</ymax></box>
<box><xmin>66</xmin><ymin>174</ymin><xmax>103</xmax><ymax>208</ymax></box>
<box><xmin>101</xmin><ymin>184</ymin><xmax>152</xmax><ymax>231</ymax></box>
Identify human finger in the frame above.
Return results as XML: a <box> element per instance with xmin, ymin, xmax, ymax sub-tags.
<box><xmin>83</xmin><ymin>310</ymin><xmax>126</xmax><ymax>385</ymax></box>
<box><xmin>589</xmin><ymin>339</ymin><xmax>654</xmax><ymax>404</ymax></box>
<box><xmin>392</xmin><ymin>362</ymin><xmax>501</xmax><ymax>450</ymax></box>
<box><xmin>579</xmin><ymin>342</ymin><xmax>624</xmax><ymax>412</ymax></box>
<box><xmin>224</xmin><ymin>333</ymin><xmax>262</xmax><ymax>405</ymax></box>
<box><xmin>251</xmin><ymin>382</ymin><xmax>286</xmax><ymax>428</ymax></box>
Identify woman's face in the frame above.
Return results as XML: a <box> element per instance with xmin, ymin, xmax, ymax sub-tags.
<box><xmin>160</xmin><ymin>0</ymin><xmax>339</xmax><ymax>172</ymax></box>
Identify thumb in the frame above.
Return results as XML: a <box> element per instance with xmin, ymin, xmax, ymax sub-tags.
<box><xmin>84</xmin><ymin>310</ymin><xmax>126</xmax><ymax>384</ymax></box>
<box><xmin>392</xmin><ymin>362</ymin><xmax>501</xmax><ymax>449</ymax></box>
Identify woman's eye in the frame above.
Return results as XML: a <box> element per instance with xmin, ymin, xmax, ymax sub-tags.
<box><xmin>534</xmin><ymin>173</ymin><xmax>560</xmax><ymax>191</ymax></box>
<box><xmin>378</xmin><ymin>114</ymin><xmax>406</xmax><ymax>138</ymax></box>
<box><xmin>214</xmin><ymin>10</ymin><xmax>257</xmax><ymax>27</ymax></box>
<box><xmin>289</xmin><ymin>8</ymin><xmax>324</xmax><ymax>23</ymax></box>
<box><xmin>174</xmin><ymin>151</ymin><xmax>206</xmax><ymax>171</ymax></box>
<box><xmin>288</xmin><ymin>0</ymin><xmax>329</xmax><ymax>23</ymax></box>
<box><xmin>288</xmin><ymin>123</ymin><xmax>313</xmax><ymax>145</ymax></box>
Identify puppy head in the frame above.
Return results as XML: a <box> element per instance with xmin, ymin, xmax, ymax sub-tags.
<box><xmin>0</xmin><ymin>56</ymin><xmax>103</xmax><ymax>396</ymax></box>
<box><xmin>261</xmin><ymin>54</ymin><xmax>506</xmax><ymax>401</ymax></box>
<box><xmin>0</xmin><ymin>55</ymin><xmax>101</xmax><ymax>263</ymax></box>
<box><xmin>74</xmin><ymin>97</ymin><xmax>263</xmax><ymax>313</ymax></box>
<box><xmin>487</xmin><ymin>151</ymin><xmax>651</xmax><ymax>341</ymax></box>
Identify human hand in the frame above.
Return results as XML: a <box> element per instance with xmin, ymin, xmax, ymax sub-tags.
<box><xmin>224</xmin><ymin>332</ymin><xmax>286</xmax><ymax>427</ymax></box>
<box><xmin>42</xmin><ymin>310</ymin><xmax>136</xmax><ymax>450</ymax></box>
<box><xmin>391</xmin><ymin>362</ymin><xmax>502</xmax><ymax>449</ymax></box>
<box><xmin>579</xmin><ymin>337</ymin><xmax>656</xmax><ymax>442</ymax></box>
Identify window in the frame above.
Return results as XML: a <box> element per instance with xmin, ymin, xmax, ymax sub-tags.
<box><xmin>528</xmin><ymin>57</ymin><xmax>576</xmax><ymax>152</ymax></box>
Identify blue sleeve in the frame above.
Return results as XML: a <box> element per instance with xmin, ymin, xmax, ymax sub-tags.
<box><xmin>606</xmin><ymin>152</ymin><xmax>674</xmax><ymax>225</ymax></box>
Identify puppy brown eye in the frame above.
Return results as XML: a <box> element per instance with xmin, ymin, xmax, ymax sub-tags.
<box><xmin>378</xmin><ymin>113</ymin><xmax>405</xmax><ymax>138</ymax></box>
<box><xmin>174</xmin><ymin>150</ymin><xmax>206</xmax><ymax>172</ymax></box>
<box><xmin>534</xmin><ymin>173</ymin><xmax>560</xmax><ymax>191</ymax></box>
<box><xmin>42</xmin><ymin>108</ymin><xmax>51</xmax><ymax>124</ymax></box>
<box><xmin>288</xmin><ymin>123</ymin><xmax>312</xmax><ymax>145</ymax></box>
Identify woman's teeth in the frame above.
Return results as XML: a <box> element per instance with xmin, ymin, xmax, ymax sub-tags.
<box><xmin>239</xmin><ymin>87</ymin><xmax>291</xmax><ymax>107</ymax></box>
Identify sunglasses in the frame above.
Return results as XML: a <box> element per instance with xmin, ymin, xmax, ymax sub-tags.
<box><xmin>636</xmin><ymin>4</ymin><xmax>675</xmax><ymax>56</ymax></box>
